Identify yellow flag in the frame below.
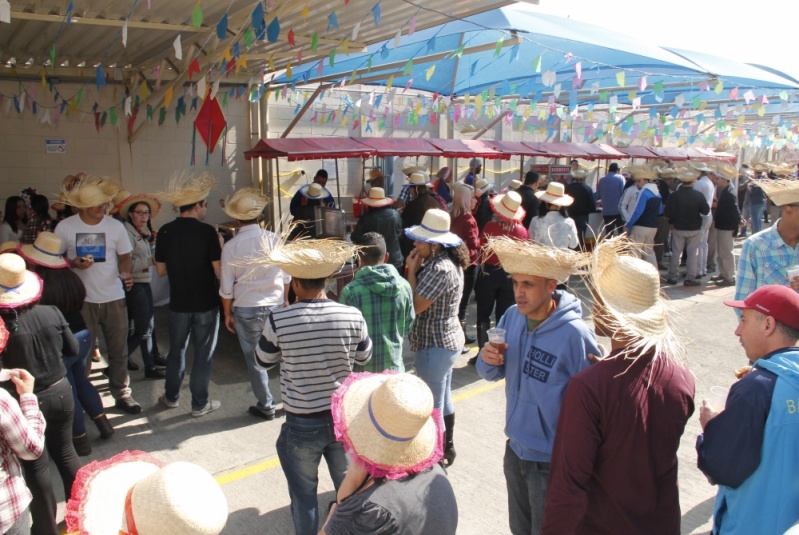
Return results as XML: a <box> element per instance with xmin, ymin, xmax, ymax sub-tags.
<box><xmin>164</xmin><ymin>86</ymin><xmax>173</xmax><ymax>108</ymax></box>
<box><xmin>341</xmin><ymin>39</ymin><xmax>349</xmax><ymax>55</ymax></box>
<box><xmin>41</xmin><ymin>70</ymin><xmax>47</xmax><ymax>90</ymax></box>
<box><xmin>342</xmin><ymin>116</ymin><xmax>348</xmax><ymax>127</ymax></box>
<box><xmin>223</xmin><ymin>48</ymin><xmax>231</xmax><ymax>61</ymax></box>
<box><xmin>239</xmin><ymin>54</ymin><xmax>247</xmax><ymax>69</ymax></box>
<box><xmin>301</xmin><ymin>2</ymin><xmax>309</xmax><ymax>18</ymax></box>
<box><xmin>523</xmin><ymin>108</ymin><xmax>530</xmax><ymax>119</ymax></box>
<box><xmin>425</xmin><ymin>65</ymin><xmax>435</xmax><ymax>81</ymax></box>
<box><xmin>616</xmin><ymin>71</ymin><xmax>625</xmax><ymax>86</ymax></box>
<box><xmin>628</xmin><ymin>89</ymin><xmax>636</xmax><ymax>102</ymax></box>
<box><xmin>286</xmin><ymin>62</ymin><xmax>292</xmax><ymax>79</ymax></box>
<box><xmin>474</xmin><ymin>94</ymin><xmax>483</xmax><ymax>114</ymax></box>
<box><xmin>140</xmin><ymin>82</ymin><xmax>149</xmax><ymax>100</ymax></box>
<box><xmin>463</xmin><ymin>93</ymin><xmax>470</xmax><ymax>106</ymax></box>
<box><xmin>268</xmin><ymin>55</ymin><xmax>275</xmax><ymax>71</ymax></box>
<box><xmin>386</xmin><ymin>75</ymin><xmax>394</xmax><ymax>92</ymax></box>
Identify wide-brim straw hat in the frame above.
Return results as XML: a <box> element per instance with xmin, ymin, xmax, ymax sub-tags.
<box><xmin>52</xmin><ymin>173</ymin><xmax>86</xmax><ymax>211</ymax></box>
<box><xmin>624</xmin><ymin>165</ymin><xmax>658</xmax><ymax>181</ymax></box>
<box><xmin>299</xmin><ymin>183</ymin><xmax>328</xmax><ymax>200</ymax></box>
<box><xmin>157</xmin><ymin>172</ymin><xmax>217</xmax><ymax>207</ymax></box>
<box><xmin>361</xmin><ymin>187</ymin><xmax>394</xmax><ymax>208</ymax></box>
<box><xmin>0</xmin><ymin>253</ymin><xmax>43</xmax><ymax>309</ymax></box>
<box><xmin>535</xmin><ymin>182</ymin><xmax>574</xmax><ymax>207</ymax></box>
<box><xmin>402</xmin><ymin>165</ymin><xmax>427</xmax><ymax>176</ymax></box>
<box><xmin>365</xmin><ymin>168</ymin><xmax>384</xmax><ymax>183</ymax></box>
<box><xmin>509</xmin><ymin>179</ymin><xmax>523</xmax><ymax>190</ymax></box>
<box><xmin>0</xmin><ymin>241</ymin><xmax>18</xmax><ymax>254</ymax></box>
<box><xmin>407</xmin><ymin>172</ymin><xmax>431</xmax><ymax>186</ymax></box>
<box><xmin>690</xmin><ymin>162</ymin><xmax>714</xmax><ymax>174</ymax></box>
<box><xmin>222</xmin><ymin>188</ymin><xmax>268</xmax><ymax>220</ymax></box>
<box><xmin>571</xmin><ymin>168</ymin><xmax>588</xmax><ymax>180</ymax></box>
<box><xmin>490</xmin><ymin>191</ymin><xmax>526</xmax><ymax>222</ymax></box>
<box><xmin>60</xmin><ymin>176</ymin><xmax>121</xmax><ymax>209</ymax></box>
<box><xmin>331</xmin><ymin>372</ymin><xmax>443</xmax><ymax>480</ymax></box>
<box><xmin>675</xmin><ymin>167</ymin><xmax>698</xmax><ymax>182</ymax></box>
<box><xmin>653</xmin><ymin>165</ymin><xmax>677</xmax><ymax>178</ymax></box>
<box><xmin>752</xmin><ymin>179</ymin><xmax>799</xmax><ymax>206</ymax></box>
<box><xmin>17</xmin><ymin>232</ymin><xmax>68</xmax><ymax>269</ymax></box>
<box><xmin>751</xmin><ymin>161</ymin><xmax>774</xmax><ymax>174</ymax></box>
<box><xmin>474</xmin><ymin>178</ymin><xmax>493</xmax><ymax>194</ymax></box>
<box><xmin>404</xmin><ymin>209</ymin><xmax>463</xmax><ymax>247</ymax></box>
<box><xmin>485</xmin><ymin>235</ymin><xmax>588</xmax><ymax>282</ymax></box>
<box><xmin>117</xmin><ymin>194</ymin><xmax>161</xmax><ymax>220</ymax></box>
<box><xmin>714</xmin><ymin>162</ymin><xmax>738</xmax><ymax>181</ymax></box>
<box><xmin>109</xmin><ymin>189</ymin><xmax>132</xmax><ymax>215</ymax></box>
<box><xmin>773</xmin><ymin>163</ymin><xmax>795</xmax><ymax>178</ymax></box>
<box><xmin>267</xmin><ymin>237</ymin><xmax>357</xmax><ymax>279</ymax></box>
<box><xmin>586</xmin><ymin>236</ymin><xmax>681</xmax><ymax>360</ymax></box>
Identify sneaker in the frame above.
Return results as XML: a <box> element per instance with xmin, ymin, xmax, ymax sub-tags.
<box><xmin>127</xmin><ymin>358</ymin><xmax>140</xmax><ymax>371</ymax></box>
<box><xmin>248</xmin><ymin>406</ymin><xmax>276</xmax><ymax>420</ymax></box>
<box><xmin>144</xmin><ymin>368</ymin><xmax>167</xmax><ymax>379</ymax></box>
<box><xmin>115</xmin><ymin>396</ymin><xmax>142</xmax><ymax>414</ymax></box>
<box><xmin>664</xmin><ymin>279</ymin><xmax>678</xmax><ymax>285</ymax></box>
<box><xmin>710</xmin><ymin>275</ymin><xmax>724</xmax><ymax>282</ymax></box>
<box><xmin>158</xmin><ymin>395</ymin><xmax>179</xmax><ymax>409</ymax></box>
<box><xmin>695</xmin><ymin>274</ymin><xmax>703</xmax><ymax>280</ymax></box>
<box><xmin>192</xmin><ymin>400</ymin><xmax>221</xmax><ymax>418</ymax></box>
<box><xmin>684</xmin><ymin>279</ymin><xmax>702</xmax><ymax>287</ymax></box>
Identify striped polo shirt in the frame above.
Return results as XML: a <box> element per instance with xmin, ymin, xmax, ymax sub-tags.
<box><xmin>255</xmin><ymin>299</ymin><xmax>372</xmax><ymax>414</ymax></box>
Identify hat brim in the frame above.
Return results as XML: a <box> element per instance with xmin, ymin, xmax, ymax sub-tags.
<box><xmin>723</xmin><ymin>298</ymin><xmax>747</xmax><ymax>309</ymax></box>
<box><xmin>16</xmin><ymin>244</ymin><xmax>69</xmax><ymax>269</ymax></box>
<box><xmin>535</xmin><ymin>191</ymin><xmax>574</xmax><ymax>207</ymax></box>
<box><xmin>331</xmin><ymin>373</ymin><xmax>443</xmax><ymax>479</ymax></box>
<box><xmin>361</xmin><ymin>197</ymin><xmax>394</xmax><ymax>208</ymax></box>
<box><xmin>117</xmin><ymin>195</ymin><xmax>162</xmax><ymax>220</ymax></box>
<box><xmin>404</xmin><ymin>226</ymin><xmax>462</xmax><ymax>247</ymax></box>
<box><xmin>0</xmin><ymin>268</ymin><xmax>43</xmax><ymax>309</ymax></box>
<box><xmin>299</xmin><ymin>185</ymin><xmax>329</xmax><ymax>200</ymax></box>
<box><xmin>490</xmin><ymin>194</ymin><xmax>525</xmax><ymax>222</ymax></box>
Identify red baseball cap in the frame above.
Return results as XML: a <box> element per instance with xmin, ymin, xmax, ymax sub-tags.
<box><xmin>724</xmin><ymin>285</ymin><xmax>799</xmax><ymax>330</ymax></box>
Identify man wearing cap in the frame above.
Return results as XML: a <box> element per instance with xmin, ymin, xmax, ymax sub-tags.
<box><xmin>698</xmin><ymin>285</ymin><xmax>799</xmax><ymax>535</ymax></box>
<box><xmin>154</xmin><ymin>174</ymin><xmax>222</xmax><ymax>418</ymax></box>
<box><xmin>517</xmin><ymin>171</ymin><xmax>541</xmax><ymax>231</ymax></box>
<box><xmin>476</xmin><ymin>237</ymin><xmax>600</xmax><ymax>535</ymax></box>
<box><xmin>542</xmin><ymin>238</ymin><xmax>695</xmax><ymax>534</ymax></box>
<box><xmin>255</xmin><ymin>238</ymin><xmax>372</xmax><ymax>535</ymax></box>
<box><xmin>351</xmin><ymin>188</ymin><xmax>403</xmax><ymax>273</ymax></box>
<box><xmin>711</xmin><ymin>165</ymin><xmax>744</xmax><ymax>287</ymax></box>
<box><xmin>595</xmin><ymin>163</ymin><xmax>626</xmax><ymax>237</ymax></box>
<box><xmin>54</xmin><ymin>178</ymin><xmax>142</xmax><ymax>414</ymax></box>
<box><xmin>663</xmin><ymin>170</ymin><xmax>710</xmax><ymax>286</ymax></box>
<box><xmin>735</xmin><ymin>179</ymin><xmax>799</xmax><ymax>304</ymax></box>
<box><xmin>565</xmin><ymin>169</ymin><xmax>596</xmax><ymax>247</ymax></box>
<box><xmin>465</xmin><ymin>158</ymin><xmax>482</xmax><ymax>186</ymax></box>
<box><xmin>220</xmin><ymin>188</ymin><xmax>289</xmax><ymax>421</ymax></box>
<box><xmin>289</xmin><ymin>170</ymin><xmax>335</xmax><ymax>239</ymax></box>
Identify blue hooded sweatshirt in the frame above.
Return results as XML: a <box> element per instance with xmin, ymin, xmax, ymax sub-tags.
<box><xmin>476</xmin><ymin>290</ymin><xmax>599</xmax><ymax>462</ymax></box>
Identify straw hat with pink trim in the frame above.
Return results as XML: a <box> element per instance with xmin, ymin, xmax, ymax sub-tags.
<box><xmin>17</xmin><ymin>232</ymin><xmax>68</xmax><ymax>269</ymax></box>
<box><xmin>535</xmin><ymin>182</ymin><xmax>574</xmax><ymax>207</ymax></box>
<box><xmin>0</xmin><ymin>253</ymin><xmax>43</xmax><ymax>309</ymax></box>
<box><xmin>490</xmin><ymin>191</ymin><xmax>526</xmax><ymax>222</ymax></box>
<box><xmin>361</xmin><ymin>187</ymin><xmax>395</xmax><ymax>208</ymax></box>
<box><xmin>331</xmin><ymin>372</ymin><xmax>444</xmax><ymax>480</ymax></box>
<box><xmin>0</xmin><ymin>241</ymin><xmax>18</xmax><ymax>254</ymax></box>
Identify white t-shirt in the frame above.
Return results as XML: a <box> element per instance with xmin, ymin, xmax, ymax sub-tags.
<box><xmin>55</xmin><ymin>214</ymin><xmax>133</xmax><ymax>303</ymax></box>
<box><xmin>0</xmin><ymin>221</ymin><xmax>22</xmax><ymax>243</ymax></box>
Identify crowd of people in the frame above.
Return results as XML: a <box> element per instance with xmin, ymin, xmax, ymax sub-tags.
<box><xmin>0</xmin><ymin>158</ymin><xmax>798</xmax><ymax>535</ymax></box>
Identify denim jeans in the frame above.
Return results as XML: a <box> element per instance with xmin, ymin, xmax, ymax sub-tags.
<box><xmin>233</xmin><ymin>306</ymin><xmax>276</xmax><ymax>412</ymax></box>
<box><xmin>504</xmin><ymin>441</ymin><xmax>550</xmax><ymax>535</ymax></box>
<box><xmin>165</xmin><ymin>308</ymin><xmax>220</xmax><ymax>411</ymax></box>
<box><xmin>63</xmin><ymin>329</ymin><xmax>104</xmax><ymax>436</ymax></box>
<box><xmin>413</xmin><ymin>346</ymin><xmax>460</xmax><ymax>417</ymax></box>
<box><xmin>475</xmin><ymin>263</ymin><xmax>515</xmax><ymax>326</ymax></box>
<box><xmin>750</xmin><ymin>203</ymin><xmax>765</xmax><ymax>235</ymax></box>
<box><xmin>276</xmin><ymin>412</ymin><xmax>348</xmax><ymax>535</ymax></box>
<box><xmin>126</xmin><ymin>282</ymin><xmax>157</xmax><ymax>370</ymax></box>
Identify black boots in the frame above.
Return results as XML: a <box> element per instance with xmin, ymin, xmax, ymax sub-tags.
<box><xmin>93</xmin><ymin>414</ymin><xmax>115</xmax><ymax>439</ymax></box>
<box><xmin>442</xmin><ymin>413</ymin><xmax>456</xmax><ymax>467</ymax></box>
<box><xmin>73</xmin><ymin>434</ymin><xmax>91</xmax><ymax>456</ymax></box>
<box><xmin>469</xmin><ymin>322</ymin><xmax>491</xmax><ymax>365</ymax></box>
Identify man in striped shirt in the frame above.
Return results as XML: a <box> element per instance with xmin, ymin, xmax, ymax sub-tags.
<box><xmin>255</xmin><ymin>240</ymin><xmax>372</xmax><ymax>535</ymax></box>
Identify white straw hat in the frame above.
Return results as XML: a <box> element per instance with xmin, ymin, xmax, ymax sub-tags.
<box><xmin>404</xmin><ymin>209</ymin><xmax>463</xmax><ymax>247</ymax></box>
<box><xmin>17</xmin><ymin>232</ymin><xmax>68</xmax><ymax>269</ymax></box>
<box><xmin>689</xmin><ymin>162</ymin><xmax>714</xmax><ymax>174</ymax></box>
<box><xmin>300</xmin><ymin>183</ymin><xmax>328</xmax><ymax>200</ymax></box>
<box><xmin>157</xmin><ymin>172</ymin><xmax>217</xmax><ymax>208</ymax></box>
<box><xmin>407</xmin><ymin>172</ymin><xmax>430</xmax><ymax>186</ymax></box>
<box><xmin>752</xmin><ymin>179</ymin><xmax>799</xmax><ymax>207</ymax></box>
<box><xmin>674</xmin><ymin>167</ymin><xmax>698</xmax><ymax>183</ymax></box>
<box><xmin>474</xmin><ymin>178</ymin><xmax>493</xmax><ymax>194</ymax></box>
<box><xmin>361</xmin><ymin>187</ymin><xmax>395</xmax><ymax>208</ymax></box>
<box><xmin>401</xmin><ymin>165</ymin><xmax>427</xmax><ymax>176</ymax></box>
<box><xmin>509</xmin><ymin>179</ymin><xmax>523</xmax><ymax>190</ymax></box>
<box><xmin>535</xmin><ymin>182</ymin><xmax>574</xmax><ymax>207</ymax></box>
<box><xmin>490</xmin><ymin>191</ymin><xmax>526</xmax><ymax>222</ymax></box>
<box><xmin>485</xmin><ymin>236</ymin><xmax>588</xmax><ymax>282</ymax></box>
<box><xmin>0</xmin><ymin>253</ymin><xmax>43</xmax><ymax>309</ymax></box>
<box><xmin>571</xmin><ymin>168</ymin><xmax>588</xmax><ymax>180</ymax></box>
<box><xmin>222</xmin><ymin>188</ymin><xmax>269</xmax><ymax>220</ymax></box>
<box><xmin>331</xmin><ymin>372</ymin><xmax>443</xmax><ymax>479</ymax></box>
<box><xmin>117</xmin><ymin>194</ymin><xmax>162</xmax><ymax>220</ymax></box>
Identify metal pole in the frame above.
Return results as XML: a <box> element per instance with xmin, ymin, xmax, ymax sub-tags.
<box><xmin>334</xmin><ymin>159</ymin><xmax>342</xmax><ymax>208</ymax></box>
<box><xmin>275</xmin><ymin>159</ymin><xmax>283</xmax><ymax>233</ymax></box>
<box><xmin>520</xmin><ymin>156</ymin><xmax>525</xmax><ymax>180</ymax></box>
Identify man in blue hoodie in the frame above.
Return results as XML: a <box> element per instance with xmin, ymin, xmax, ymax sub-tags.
<box><xmin>476</xmin><ymin>237</ymin><xmax>599</xmax><ymax>535</ymax></box>
<box><xmin>698</xmin><ymin>285</ymin><xmax>799</xmax><ymax>535</ymax></box>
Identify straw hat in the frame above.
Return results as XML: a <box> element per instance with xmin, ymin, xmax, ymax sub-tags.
<box><xmin>571</xmin><ymin>168</ymin><xmax>588</xmax><ymax>180</ymax></box>
<box><xmin>752</xmin><ymin>179</ymin><xmax>799</xmax><ymax>207</ymax></box>
<box><xmin>751</xmin><ymin>161</ymin><xmax>774</xmax><ymax>174</ymax></box>
<box><xmin>408</xmin><ymin>172</ymin><xmax>430</xmax><ymax>186</ymax></box>
<box><xmin>401</xmin><ymin>165</ymin><xmax>427</xmax><ymax>176</ymax></box>
<box><xmin>117</xmin><ymin>194</ymin><xmax>162</xmax><ymax>220</ymax></box>
<box><xmin>0</xmin><ymin>253</ymin><xmax>43</xmax><ymax>309</ymax></box>
<box><xmin>535</xmin><ymin>182</ymin><xmax>574</xmax><ymax>207</ymax></box>
<box><xmin>365</xmin><ymin>168</ymin><xmax>384</xmax><ymax>183</ymax></box>
<box><xmin>0</xmin><ymin>241</ymin><xmax>18</xmax><ymax>254</ymax></box>
<box><xmin>675</xmin><ymin>167</ymin><xmax>698</xmax><ymax>183</ymax></box>
<box><xmin>714</xmin><ymin>162</ymin><xmax>737</xmax><ymax>181</ymax></box>
<box><xmin>65</xmin><ymin>451</ymin><xmax>228</xmax><ymax>535</ymax></box>
<box><xmin>267</xmin><ymin>237</ymin><xmax>357</xmax><ymax>280</ymax></box>
<box><xmin>484</xmin><ymin>235</ymin><xmax>588</xmax><ymax>282</ymax></box>
<box><xmin>624</xmin><ymin>165</ymin><xmax>658</xmax><ymax>181</ymax></box>
<box><xmin>17</xmin><ymin>232</ymin><xmax>68</xmax><ymax>269</ymax></box>
<box><xmin>157</xmin><ymin>172</ymin><xmax>217</xmax><ymax>208</ymax></box>
<box><xmin>773</xmin><ymin>163</ymin><xmax>794</xmax><ymax>178</ymax></box>
<box><xmin>490</xmin><ymin>191</ymin><xmax>526</xmax><ymax>222</ymax></box>
<box><xmin>60</xmin><ymin>176</ymin><xmax>121</xmax><ymax>209</ymax></box>
<box><xmin>509</xmin><ymin>179</ymin><xmax>523</xmax><ymax>190</ymax></box>
<box><xmin>331</xmin><ymin>372</ymin><xmax>443</xmax><ymax>480</ymax></box>
<box><xmin>653</xmin><ymin>165</ymin><xmax>677</xmax><ymax>178</ymax></box>
<box><xmin>52</xmin><ymin>173</ymin><xmax>86</xmax><ymax>211</ymax></box>
<box><xmin>404</xmin><ymin>209</ymin><xmax>463</xmax><ymax>247</ymax></box>
<box><xmin>361</xmin><ymin>187</ymin><xmax>395</xmax><ymax>208</ymax></box>
<box><xmin>299</xmin><ymin>183</ymin><xmax>328</xmax><ymax>200</ymax></box>
<box><xmin>690</xmin><ymin>162</ymin><xmax>714</xmax><ymax>174</ymax></box>
<box><xmin>474</xmin><ymin>178</ymin><xmax>493</xmax><ymax>194</ymax></box>
<box><xmin>109</xmin><ymin>189</ymin><xmax>132</xmax><ymax>215</ymax></box>
<box><xmin>222</xmin><ymin>188</ymin><xmax>269</xmax><ymax>220</ymax></box>
<box><xmin>586</xmin><ymin>236</ymin><xmax>681</xmax><ymax>360</ymax></box>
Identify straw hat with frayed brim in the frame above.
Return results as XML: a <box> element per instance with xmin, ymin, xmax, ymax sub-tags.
<box><xmin>675</xmin><ymin>167</ymin><xmax>698</xmax><ymax>182</ymax></box>
<box><xmin>0</xmin><ymin>253</ymin><xmax>43</xmax><ymax>309</ymax></box>
<box><xmin>332</xmin><ymin>372</ymin><xmax>443</xmax><ymax>480</ymax></box>
<box><xmin>751</xmin><ymin>161</ymin><xmax>774</xmax><ymax>174</ymax></box>
<box><xmin>0</xmin><ymin>241</ymin><xmax>18</xmax><ymax>254</ymax></box>
<box><xmin>299</xmin><ymin>183</ymin><xmax>329</xmax><ymax>200</ymax></box>
<box><xmin>653</xmin><ymin>165</ymin><xmax>677</xmax><ymax>178</ymax></box>
<box><xmin>624</xmin><ymin>165</ymin><xmax>658</xmax><ymax>181</ymax></box>
<box><xmin>17</xmin><ymin>232</ymin><xmax>68</xmax><ymax>269</ymax></box>
<box><xmin>402</xmin><ymin>165</ymin><xmax>427</xmax><ymax>176</ymax></box>
<box><xmin>490</xmin><ymin>191</ymin><xmax>526</xmax><ymax>222</ymax></box>
<box><xmin>365</xmin><ymin>168</ymin><xmax>384</xmax><ymax>183</ymax></box>
<box><xmin>109</xmin><ymin>189</ymin><xmax>132</xmax><ymax>215</ymax></box>
<box><xmin>690</xmin><ymin>162</ymin><xmax>715</xmax><ymax>174</ymax></box>
<box><xmin>361</xmin><ymin>187</ymin><xmax>395</xmax><ymax>208</ymax></box>
<box><xmin>535</xmin><ymin>182</ymin><xmax>574</xmax><ymax>207</ymax></box>
<box><xmin>268</xmin><ymin>238</ymin><xmax>357</xmax><ymax>279</ymax></box>
<box><xmin>60</xmin><ymin>176</ymin><xmax>121</xmax><ymax>209</ymax></box>
<box><xmin>585</xmin><ymin>236</ymin><xmax>682</xmax><ymax>361</ymax></box>
<box><xmin>405</xmin><ymin>209</ymin><xmax>463</xmax><ymax>247</ymax></box>
<box><xmin>752</xmin><ymin>179</ymin><xmax>799</xmax><ymax>207</ymax></box>
<box><xmin>714</xmin><ymin>162</ymin><xmax>738</xmax><ymax>181</ymax></box>
<box><xmin>52</xmin><ymin>174</ymin><xmax>86</xmax><ymax>211</ymax></box>
<box><xmin>156</xmin><ymin>173</ymin><xmax>217</xmax><ymax>208</ymax></box>
<box><xmin>117</xmin><ymin>194</ymin><xmax>162</xmax><ymax>220</ymax></box>
<box><xmin>223</xmin><ymin>188</ymin><xmax>269</xmax><ymax>220</ymax></box>
<box><xmin>485</xmin><ymin>236</ymin><xmax>588</xmax><ymax>282</ymax></box>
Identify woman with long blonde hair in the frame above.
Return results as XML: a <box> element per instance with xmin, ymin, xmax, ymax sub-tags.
<box><xmin>450</xmin><ymin>184</ymin><xmax>480</xmax><ymax>353</ymax></box>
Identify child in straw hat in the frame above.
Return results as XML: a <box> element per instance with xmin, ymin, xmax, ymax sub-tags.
<box><xmin>476</xmin><ymin>236</ymin><xmax>599</xmax><ymax>534</ymax></box>
<box><xmin>542</xmin><ymin>236</ymin><xmax>694</xmax><ymax>535</ymax></box>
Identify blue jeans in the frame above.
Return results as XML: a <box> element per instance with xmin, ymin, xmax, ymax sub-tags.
<box><xmin>504</xmin><ymin>441</ymin><xmax>550</xmax><ymax>535</ymax></box>
<box><xmin>276</xmin><ymin>412</ymin><xmax>348</xmax><ymax>535</ymax></box>
<box><xmin>750</xmin><ymin>203</ymin><xmax>765</xmax><ymax>235</ymax></box>
<box><xmin>413</xmin><ymin>346</ymin><xmax>460</xmax><ymax>417</ymax></box>
<box><xmin>164</xmin><ymin>308</ymin><xmax>220</xmax><ymax>411</ymax></box>
<box><xmin>126</xmin><ymin>282</ymin><xmax>157</xmax><ymax>370</ymax></box>
<box><xmin>63</xmin><ymin>329</ymin><xmax>104</xmax><ymax>436</ymax></box>
<box><xmin>233</xmin><ymin>306</ymin><xmax>276</xmax><ymax>412</ymax></box>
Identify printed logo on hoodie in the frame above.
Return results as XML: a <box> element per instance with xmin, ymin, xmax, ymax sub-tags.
<box><xmin>522</xmin><ymin>345</ymin><xmax>557</xmax><ymax>383</ymax></box>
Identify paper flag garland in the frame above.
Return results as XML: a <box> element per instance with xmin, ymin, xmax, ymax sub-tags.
<box><xmin>252</xmin><ymin>3</ymin><xmax>265</xmax><ymax>39</ymax></box>
<box><xmin>188</xmin><ymin>58</ymin><xmax>201</xmax><ymax>81</ymax></box>
<box><xmin>192</xmin><ymin>4</ymin><xmax>202</xmax><ymax>28</ymax></box>
<box><xmin>96</xmin><ymin>65</ymin><xmax>106</xmax><ymax>90</ymax></box>
<box><xmin>217</xmin><ymin>14</ymin><xmax>228</xmax><ymax>39</ymax></box>
<box><xmin>352</xmin><ymin>21</ymin><xmax>360</xmax><ymax>40</ymax></box>
<box><xmin>287</xmin><ymin>28</ymin><xmax>295</xmax><ymax>47</ymax></box>
<box><xmin>327</xmin><ymin>11</ymin><xmax>338</xmax><ymax>32</ymax></box>
<box><xmin>372</xmin><ymin>3</ymin><xmax>380</xmax><ymax>26</ymax></box>
<box><xmin>122</xmin><ymin>20</ymin><xmax>128</xmax><ymax>47</ymax></box>
<box><xmin>266</xmin><ymin>17</ymin><xmax>280</xmax><ymax>43</ymax></box>
<box><xmin>173</xmin><ymin>35</ymin><xmax>182</xmax><ymax>60</ymax></box>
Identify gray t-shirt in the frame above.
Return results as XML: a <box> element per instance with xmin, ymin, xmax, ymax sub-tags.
<box><xmin>325</xmin><ymin>464</ymin><xmax>457</xmax><ymax>535</ymax></box>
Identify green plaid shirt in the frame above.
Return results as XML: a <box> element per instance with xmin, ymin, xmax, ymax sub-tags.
<box><xmin>340</xmin><ymin>264</ymin><xmax>414</xmax><ymax>372</ymax></box>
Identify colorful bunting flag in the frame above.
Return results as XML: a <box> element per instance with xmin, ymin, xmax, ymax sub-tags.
<box><xmin>191</xmin><ymin>4</ymin><xmax>202</xmax><ymax>27</ymax></box>
<box><xmin>217</xmin><ymin>14</ymin><xmax>228</xmax><ymax>39</ymax></box>
<box><xmin>266</xmin><ymin>17</ymin><xmax>280</xmax><ymax>42</ymax></box>
<box><xmin>372</xmin><ymin>3</ymin><xmax>380</xmax><ymax>26</ymax></box>
<box><xmin>327</xmin><ymin>11</ymin><xmax>338</xmax><ymax>32</ymax></box>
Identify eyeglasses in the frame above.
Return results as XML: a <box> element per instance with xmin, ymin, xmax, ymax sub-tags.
<box><xmin>132</xmin><ymin>211</ymin><xmax>151</xmax><ymax>216</ymax></box>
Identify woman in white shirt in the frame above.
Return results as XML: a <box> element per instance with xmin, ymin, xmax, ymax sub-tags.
<box><xmin>528</xmin><ymin>182</ymin><xmax>579</xmax><ymax>250</ymax></box>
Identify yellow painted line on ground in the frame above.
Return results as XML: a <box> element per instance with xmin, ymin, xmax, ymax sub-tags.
<box><xmin>215</xmin><ymin>378</ymin><xmax>505</xmax><ymax>486</ymax></box>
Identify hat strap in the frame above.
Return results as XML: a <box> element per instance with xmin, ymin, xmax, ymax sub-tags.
<box><xmin>420</xmin><ymin>223</ymin><xmax>447</xmax><ymax>235</ymax></box>
<box><xmin>0</xmin><ymin>282</ymin><xmax>23</xmax><ymax>294</ymax></box>
<box><xmin>368</xmin><ymin>394</ymin><xmax>413</xmax><ymax>442</ymax></box>
<box><xmin>33</xmin><ymin>244</ymin><xmax>64</xmax><ymax>258</ymax></box>
<box><xmin>123</xmin><ymin>486</ymin><xmax>139</xmax><ymax>535</ymax></box>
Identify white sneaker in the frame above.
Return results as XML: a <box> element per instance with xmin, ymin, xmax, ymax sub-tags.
<box><xmin>158</xmin><ymin>395</ymin><xmax>179</xmax><ymax>409</ymax></box>
<box><xmin>191</xmin><ymin>400</ymin><xmax>221</xmax><ymax>418</ymax></box>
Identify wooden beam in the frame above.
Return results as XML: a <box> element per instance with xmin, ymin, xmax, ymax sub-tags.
<box><xmin>470</xmin><ymin>111</ymin><xmax>506</xmax><ymax>140</ymax></box>
<box><xmin>281</xmin><ymin>85</ymin><xmax>327</xmax><ymax>138</ymax></box>
<box><xmin>10</xmin><ymin>10</ymin><xmax>207</xmax><ymax>32</ymax></box>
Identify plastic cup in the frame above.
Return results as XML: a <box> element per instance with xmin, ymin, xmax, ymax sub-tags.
<box><xmin>708</xmin><ymin>386</ymin><xmax>728</xmax><ymax>411</ymax></box>
<box><xmin>787</xmin><ymin>266</ymin><xmax>799</xmax><ymax>280</ymax></box>
<box><xmin>487</xmin><ymin>328</ymin><xmax>506</xmax><ymax>356</ymax></box>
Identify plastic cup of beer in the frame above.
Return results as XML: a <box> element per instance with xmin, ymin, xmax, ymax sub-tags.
<box><xmin>708</xmin><ymin>386</ymin><xmax>728</xmax><ymax>411</ymax></box>
<box><xmin>787</xmin><ymin>265</ymin><xmax>799</xmax><ymax>280</ymax></box>
<box><xmin>487</xmin><ymin>328</ymin><xmax>506</xmax><ymax>356</ymax></box>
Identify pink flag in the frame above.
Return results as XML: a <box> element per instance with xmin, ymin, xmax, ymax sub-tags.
<box><xmin>638</xmin><ymin>76</ymin><xmax>647</xmax><ymax>91</ymax></box>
